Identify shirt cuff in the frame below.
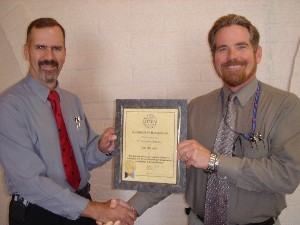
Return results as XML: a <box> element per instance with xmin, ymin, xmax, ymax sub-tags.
<box><xmin>128</xmin><ymin>191</ymin><xmax>170</xmax><ymax>216</ymax></box>
<box><xmin>65</xmin><ymin>192</ymin><xmax>90</xmax><ymax>220</ymax></box>
<box><xmin>217</xmin><ymin>155</ymin><xmax>241</xmax><ymax>182</ymax></box>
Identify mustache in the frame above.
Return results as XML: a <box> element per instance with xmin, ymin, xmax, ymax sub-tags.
<box><xmin>222</xmin><ymin>59</ymin><xmax>246</xmax><ymax>68</ymax></box>
<box><xmin>38</xmin><ymin>60</ymin><xmax>59</xmax><ymax>67</ymax></box>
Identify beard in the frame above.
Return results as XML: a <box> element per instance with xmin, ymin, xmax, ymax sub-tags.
<box><xmin>218</xmin><ymin>59</ymin><xmax>257</xmax><ymax>87</ymax></box>
<box><xmin>38</xmin><ymin>60</ymin><xmax>59</xmax><ymax>84</ymax></box>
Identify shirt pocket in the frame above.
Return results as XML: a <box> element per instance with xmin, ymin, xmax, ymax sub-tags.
<box><xmin>242</xmin><ymin>137</ymin><xmax>269</xmax><ymax>158</ymax></box>
<box><xmin>69</xmin><ymin>115</ymin><xmax>88</xmax><ymax>149</ymax></box>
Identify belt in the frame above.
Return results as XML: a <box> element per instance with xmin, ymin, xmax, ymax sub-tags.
<box><xmin>12</xmin><ymin>194</ymin><xmax>30</xmax><ymax>206</ymax></box>
<box><xmin>75</xmin><ymin>183</ymin><xmax>91</xmax><ymax>198</ymax></box>
<box><xmin>185</xmin><ymin>208</ymin><xmax>276</xmax><ymax>225</ymax></box>
<box><xmin>246</xmin><ymin>217</ymin><xmax>276</xmax><ymax>225</ymax></box>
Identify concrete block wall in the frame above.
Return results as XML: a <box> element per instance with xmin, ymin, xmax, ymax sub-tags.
<box><xmin>0</xmin><ymin>1</ymin><xmax>300</xmax><ymax>224</ymax></box>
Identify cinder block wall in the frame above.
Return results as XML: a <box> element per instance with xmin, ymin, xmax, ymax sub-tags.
<box><xmin>1</xmin><ymin>1</ymin><xmax>300</xmax><ymax>225</ymax></box>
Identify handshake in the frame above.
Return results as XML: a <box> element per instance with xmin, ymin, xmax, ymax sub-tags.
<box><xmin>81</xmin><ymin>199</ymin><xmax>138</xmax><ymax>225</ymax></box>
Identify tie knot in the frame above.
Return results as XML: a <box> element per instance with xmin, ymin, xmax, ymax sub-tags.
<box><xmin>228</xmin><ymin>93</ymin><xmax>236</xmax><ymax>102</ymax></box>
<box><xmin>48</xmin><ymin>90</ymin><xmax>59</xmax><ymax>102</ymax></box>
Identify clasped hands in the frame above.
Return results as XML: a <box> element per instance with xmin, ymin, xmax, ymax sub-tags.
<box><xmin>82</xmin><ymin>199</ymin><xmax>137</xmax><ymax>225</ymax></box>
<box><xmin>95</xmin><ymin>199</ymin><xmax>137</xmax><ymax>225</ymax></box>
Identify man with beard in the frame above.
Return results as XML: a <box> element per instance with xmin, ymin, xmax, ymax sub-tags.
<box><xmin>124</xmin><ymin>14</ymin><xmax>300</xmax><ymax>225</ymax></box>
<box><xmin>0</xmin><ymin>18</ymin><xmax>136</xmax><ymax>225</ymax></box>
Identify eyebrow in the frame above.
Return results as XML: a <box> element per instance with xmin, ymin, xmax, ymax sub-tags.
<box><xmin>235</xmin><ymin>42</ymin><xmax>250</xmax><ymax>46</ymax></box>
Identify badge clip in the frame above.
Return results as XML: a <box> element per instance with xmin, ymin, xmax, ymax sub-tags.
<box><xmin>75</xmin><ymin>116</ymin><xmax>81</xmax><ymax>130</ymax></box>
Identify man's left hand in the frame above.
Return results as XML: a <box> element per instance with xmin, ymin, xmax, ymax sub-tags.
<box><xmin>98</xmin><ymin>127</ymin><xmax>117</xmax><ymax>154</ymax></box>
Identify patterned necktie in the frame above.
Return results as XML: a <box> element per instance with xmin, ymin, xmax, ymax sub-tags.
<box><xmin>204</xmin><ymin>94</ymin><xmax>237</xmax><ymax>225</ymax></box>
<box><xmin>48</xmin><ymin>90</ymin><xmax>81</xmax><ymax>190</ymax></box>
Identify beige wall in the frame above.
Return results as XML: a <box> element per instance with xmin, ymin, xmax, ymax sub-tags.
<box><xmin>1</xmin><ymin>0</ymin><xmax>300</xmax><ymax>224</ymax></box>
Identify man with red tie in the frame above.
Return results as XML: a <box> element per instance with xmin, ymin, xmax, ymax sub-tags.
<box><xmin>0</xmin><ymin>18</ymin><xmax>136</xmax><ymax>225</ymax></box>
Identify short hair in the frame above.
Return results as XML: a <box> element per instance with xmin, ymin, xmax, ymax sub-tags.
<box><xmin>208</xmin><ymin>14</ymin><xmax>260</xmax><ymax>55</ymax></box>
<box><xmin>26</xmin><ymin>18</ymin><xmax>65</xmax><ymax>44</ymax></box>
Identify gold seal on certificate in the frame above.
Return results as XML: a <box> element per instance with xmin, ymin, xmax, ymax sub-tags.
<box><xmin>114</xmin><ymin>99</ymin><xmax>187</xmax><ymax>193</ymax></box>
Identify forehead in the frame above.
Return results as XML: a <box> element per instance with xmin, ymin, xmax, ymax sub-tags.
<box><xmin>215</xmin><ymin>25</ymin><xmax>251</xmax><ymax>46</ymax></box>
<box><xmin>28</xmin><ymin>26</ymin><xmax>65</xmax><ymax>46</ymax></box>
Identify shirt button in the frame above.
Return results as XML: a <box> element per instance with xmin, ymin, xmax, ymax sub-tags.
<box><xmin>223</xmin><ymin>176</ymin><xmax>227</xmax><ymax>180</ymax></box>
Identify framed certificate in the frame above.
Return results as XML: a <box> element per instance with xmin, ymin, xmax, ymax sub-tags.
<box><xmin>114</xmin><ymin>99</ymin><xmax>187</xmax><ymax>193</ymax></box>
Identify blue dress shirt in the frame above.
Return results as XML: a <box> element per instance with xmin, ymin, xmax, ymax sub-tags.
<box><xmin>0</xmin><ymin>74</ymin><xmax>111</xmax><ymax>219</ymax></box>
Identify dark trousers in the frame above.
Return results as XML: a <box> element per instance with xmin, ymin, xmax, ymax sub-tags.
<box><xmin>9</xmin><ymin>193</ymin><xmax>96</xmax><ymax>225</ymax></box>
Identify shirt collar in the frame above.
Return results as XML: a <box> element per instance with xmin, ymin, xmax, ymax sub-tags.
<box><xmin>25</xmin><ymin>74</ymin><xmax>60</xmax><ymax>103</ymax></box>
<box><xmin>222</xmin><ymin>78</ymin><xmax>259</xmax><ymax>107</ymax></box>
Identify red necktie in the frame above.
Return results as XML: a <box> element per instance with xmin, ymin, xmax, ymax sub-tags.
<box><xmin>48</xmin><ymin>90</ymin><xmax>81</xmax><ymax>190</ymax></box>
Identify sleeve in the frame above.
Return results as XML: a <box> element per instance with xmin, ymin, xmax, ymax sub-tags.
<box><xmin>128</xmin><ymin>191</ymin><xmax>170</xmax><ymax>216</ymax></box>
<box><xmin>0</xmin><ymin>100</ymin><xmax>88</xmax><ymax>220</ymax></box>
<box><xmin>82</xmin><ymin>119</ymin><xmax>113</xmax><ymax>170</ymax></box>
<box><xmin>217</xmin><ymin>94</ymin><xmax>300</xmax><ymax>194</ymax></box>
<box><xmin>72</xmin><ymin>95</ymin><xmax>112</xmax><ymax>170</ymax></box>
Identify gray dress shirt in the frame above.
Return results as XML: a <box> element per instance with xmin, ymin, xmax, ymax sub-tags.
<box><xmin>128</xmin><ymin>78</ymin><xmax>300</xmax><ymax>224</ymax></box>
<box><xmin>0</xmin><ymin>74</ymin><xmax>112</xmax><ymax>220</ymax></box>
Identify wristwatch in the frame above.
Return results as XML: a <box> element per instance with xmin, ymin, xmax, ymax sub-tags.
<box><xmin>204</xmin><ymin>153</ymin><xmax>220</xmax><ymax>174</ymax></box>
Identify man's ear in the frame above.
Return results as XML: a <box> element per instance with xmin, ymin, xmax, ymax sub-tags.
<box><xmin>256</xmin><ymin>46</ymin><xmax>262</xmax><ymax>64</ymax></box>
<box><xmin>24</xmin><ymin>43</ymin><xmax>29</xmax><ymax>61</ymax></box>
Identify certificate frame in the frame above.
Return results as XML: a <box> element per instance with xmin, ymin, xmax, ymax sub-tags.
<box><xmin>114</xmin><ymin>99</ymin><xmax>187</xmax><ymax>193</ymax></box>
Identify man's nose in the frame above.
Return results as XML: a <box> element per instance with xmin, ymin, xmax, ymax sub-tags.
<box><xmin>227</xmin><ymin>48</ymin><xmax>238</xmax><ymax>59</ymax></box>
<box><xmin>44</xmin><ymin>48</ymin><xmax>55</xmax><ymax>59</ymax></box>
